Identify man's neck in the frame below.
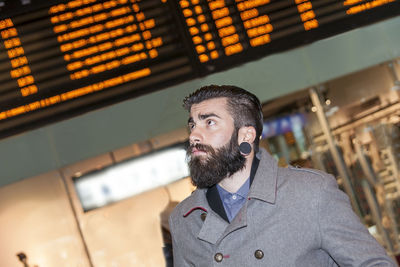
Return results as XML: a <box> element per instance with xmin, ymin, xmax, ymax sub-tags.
<box><xmin>218</xmin><ymin>153</ymin><xmax>254</xmax><ymax>193</ymax></box>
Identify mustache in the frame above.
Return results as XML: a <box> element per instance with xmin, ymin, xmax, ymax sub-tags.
<box><xmin>187</xmin><ymin>143</ymin><xmax>215</xmax><ymax>155</ymax></box>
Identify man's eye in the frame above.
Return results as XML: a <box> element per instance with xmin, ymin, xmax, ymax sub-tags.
<box><xmin>207</xmin><ymin>120</ymin><xmax>215</xmax><ymax>126</ymax></box>
<box><xmin>188</xmin><ymin>123</ymin><xmax>195</xmax><ymax>130</ymax></box>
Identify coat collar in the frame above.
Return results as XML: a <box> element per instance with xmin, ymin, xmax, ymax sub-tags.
<box><xmin>248</xmin><ymin>148</ymin><xmax>278</xmax><ymax>204</ymax></box>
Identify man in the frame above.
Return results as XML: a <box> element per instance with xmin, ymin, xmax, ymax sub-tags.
<box><xmin>169</xmin><ymin>85</ymin><xmax>396</xmax><ymax>266</ymax></box>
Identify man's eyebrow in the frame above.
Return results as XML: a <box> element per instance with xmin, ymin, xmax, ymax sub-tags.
<box><xmin>187</xmin><ymin>113</ymin><xmax>220</xmax><ymax>125</ymax></box>
<box><xmin>198</xmin><ymin>113</ymin><xmax>220</xmax><ymax>120</ymax></box>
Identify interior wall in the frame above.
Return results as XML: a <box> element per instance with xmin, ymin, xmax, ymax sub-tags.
<box><xmin>0</xmin><ymin>152</ymin><xmax>194</xmax><ymax>267</ymax></box>
<box><xmin>0</xmin><ymin>171</ymin><xmax>91</xmax><ymax>267</ymax></box>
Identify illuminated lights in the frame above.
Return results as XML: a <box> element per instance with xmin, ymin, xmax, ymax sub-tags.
<box><xmin>189</xmin><ymin>26</ymin><xmax>199</xmax><ymax>35</ymax></box>
<box><xmin>207</xmin><ymin>41</ymin><xmax>216</xmax><ymax>50</ymax></box>
<box><xmin>115</xmin><ymin>47</ymin><xmax>130</xmax><ymax>56</ymax></box>
<box><xmin>215</xmin><ymin>16</ymin><xmax>232</xmax><ymax>28</ymax></box>
<box><xmin>198</xmin><ymin>15</ymin><xmax>206</xmax><ymax>23</ymax></box>
<box><xmin>346</xmin><ymin>0</ymin><xmax>395</xmax><ymax>14</ymax></box>
<box><xmin>114</xmin><ymin>33</ymin><xmax>141</xmax><ymax>46</ymax></box>
<box><xmin>343</xmin><ymin>0</ymin><xmax>364</xmax><ymax>5</ymax></box>
<box><xmin>196</xmin><ymin>45</ymin><xmax>206</xmax><ymax>53</ymax></box>
<box><xmin>142</xmin><ymin>30</ymin><xmax>152</xmax><ymax>40</ymax></box>
<box><xmin>208</xmin><ymin>1</ymin><xmax>225</xmax><ymax>11</ymax></box>
<box><xmin>295</xmin><ymin>0</ymin><xmax>319</xmax><ymax>31</ymax></box>
<box><xmin>49</xmin><ymin>0</ymin><xmax>109</xmax><ymax>18</ymax></box>
<box><xmin>200</xmin><ymin>23</ymin><xmax>209</xmax><ymax>32</ymax></box>
<box><xmin>50</xmin><ymin>0</ymin><xmax>163</xmax><ymax>83</ymax></box>
<box><xmin>180</xmin><ymin>0</ymin><xmax>190</xmax><ymax>8</ymax></box>
<box><xmin>0</xmin><ymin>18</ymin><xmax>13</xmax><ymax>29</ymax></box>
<box><xmin>53</xmin><ymin>10</ymin><xmax>134</xmax><ymax>35</ymax></box>
<box><xmin>4</xmin><ymin>37</ymin><xmax>21</xmax><ymax>49</ymax></box>
<box><xmin>17</xmin><ymin>75</ymin><xmax>35</xmax><ymax>87</ymax></box>
<box><xmin>183</xmin><ymin>8</ymin><xmax>193</xmax><ymax>17</ymax></box>
<box><xmin>69</xmin><ymin>44</ymin><xmax>155</xmax><ymax>79</ymax></box>
<box><xmin>1</xmin><ymin>20</ymin><xmax>37</xmax><ymax>97</ymax></box>
<box><xmin>243</xmin><ymin>15</ymin><xmax>270</xmax><ymax>29</ymax></box>
<box><xmin>249</xmin><ymin>33</ymin><xmax>270</xmax><ymax>47</ymax></box>
<box><xmin>136</xmin><ymin>12</ymin><xmax>145</xmax><ymax>21</ymax></box>
<box><xmin>297</xmin><ymin>2</ymin><xmax>312</xmax><ymax>12</ymax></box>
<box><xmin>67</xmin><ymin>61</ymin><xmax>84</xmax><ymax>71</ymax></box>
<box><xmin>70</xmin><ymin>69</ymin><xmax>89</xmax><ymax>79</ymax></box>
<box><xmin>211</xmin><ymin>7</ymin><xmax>229</xmax><ymax>20</ymax></box>
<box><xmin>106</xmin><ymin>15</ymin><xmax>135</xmax><ymax>29</ymax></box>
<box><xmin>192</xmin><ymin>36</ymin><xmax>202</xmax><ymax>44</ymax></box>
<box><xmin>194</xmin><ymin>6</ymin><xmax>203</xmax><ymax>14</ymax></box>
<box><xmin>180</xmin><ymin>1</ymin><xmax>223</xmax><ymax>63</ymax></box>
<box><xmin>132</xmin><ymin>4</ymin><xmax>140</xmax><ymax>12</ymax></box>
<box><xmin>111</xmin><ymin>6</ymin><xmax>131</xmax><ymax>17</ymax></box>
<box><xmin>300</xmin><ymin>10</ymin><xmax>316</xmax><ymax>21</ymax></box>
<box><xmin>304</xmin><ymin>19</ymin><xmax>318</xmax><ymax>30</ymax></box>
<box><xmin>20</xmin><ymin>85</ymin><xmax>38</xmax><ymax>97</ymax></box>
<box><xmin>237</xmin><ymin>0</ymin><xmax>270</xmax><ymax>11</ymax></box>
<box><xmin>10</xmin><ymin>66</ymin><xmax>31</xmax><ymax>78</ymax></box>
<box><xmin>199</xmin><ymin>54</ymin><xmax>209</xmax><ymax>62</ymax></box>
<box><xmin>1</xmin><ymin>28</ymin><xmax>18</xmax><ymax>39</ymax></box>
<box><xmin>221</xmin><ymin>34</ymin><xmax>239</xmax><ymax>46</ymax></box>
<box><xmin>225</xmin><ymin>43</ymin><xmax>243</xmax><ymax>56</ymax></box>
<box><xmin>247</xmin><ymin>24</ymin><xmax>273</xmax><ymax>38</ymax></box>
<box><xmin>7</xmin><ymin>46</ymin><xmax>24</xmax><ymax>58</ymax></box>
<box><xmin>149</xmin><ymin>49</ymin><xmax>158</xmax><ymax>58</ymax></box>
<box><xmin>0</xmin><ymin>68</ymin><xmax>151</xmax><ymax>120</ymax></box>
<box><xmin>186</xmin><ymin>18</ymin><xmax>197</xmax><ymax>26</ymax></box>
<box><xmin>121</xmin><ymin>52</ymin><xmax>147</xmax><ymax>65</ymax></box>
<box><xmin>210</xmin><ymin>50</ymin><xmax>219</xmax><ymax>59</ymax></box>
<box><xmin>240</xmin><ymin>8</ymin><xmax>258</xmax><ymax>21</ymax></box>
<box><xmin>145</xmin><ymin>37</ymin><xmax>163</xmax><ymax>49</ymax></box>
<box><xmin>60</xmin><ymin>25</ymin><xmax>139</xmax><ymax>53</ymax></box>
<box><xmin>10</xmin><ymin>56</ymin><xmax>28</xmax><ymax>68</ymax></box>
<box><xmin>205</xmin><ymin>0</ymin><xmax>242</xmax><ymax>57</ymax></box>
<box><xmin>57</xmin><ymin>24</ymin><xmax>104</xmax><ymax>43</ymax></box>
<box><xmin>218</xmin><ymin>25</ymin><xmax>235</xmax><ymax>38</ymax></box>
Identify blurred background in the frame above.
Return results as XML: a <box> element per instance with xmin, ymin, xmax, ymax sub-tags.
<box><xmin>0</xmin><ymin>0</ymin><xmax>400</xmax><ymax>266</ymax></box>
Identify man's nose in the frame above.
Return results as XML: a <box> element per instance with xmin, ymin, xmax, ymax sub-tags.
<box><xmin>189</xmin><ymin>127</ymin><xmax>203</xmax><ymax>144</ymax></box>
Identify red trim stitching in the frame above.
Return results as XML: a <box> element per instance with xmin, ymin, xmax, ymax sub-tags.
<box><xmin>183</xmin><ymin>206</ymin><xmax>208</xmax><ymax>217</ymax></box>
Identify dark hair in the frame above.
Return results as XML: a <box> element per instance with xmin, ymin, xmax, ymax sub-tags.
<box><xmin>183</xmin><ymin>85</ymin><xmax>263</xmax><ymax>150</ymax></box>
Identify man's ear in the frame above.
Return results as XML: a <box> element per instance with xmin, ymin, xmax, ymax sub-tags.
<box><xmin>238</xmin><ymin>126</ymin><xmax>257</xmax><ymax>145</ymax></box>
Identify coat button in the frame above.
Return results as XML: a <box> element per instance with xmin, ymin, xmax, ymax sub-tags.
<box><xmin>214</xmin><ymin>253</ymin><xmax>223</xmax><ymax>262</ymax></box>
<box><xmin>200</xmin><ymin>212</ymin><xmax>207</xmax><ymax>221</ymax></box>
<box><xmin>254</xmin><ymin>249</ymin><xmax>264</xmax><ymax>259</ymax></box>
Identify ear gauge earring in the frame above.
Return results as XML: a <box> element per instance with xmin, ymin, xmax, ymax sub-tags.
<box><xmin>239</xmin><ymin>142</ymin><xmax>252</xmax><ymax>155</ymax></box>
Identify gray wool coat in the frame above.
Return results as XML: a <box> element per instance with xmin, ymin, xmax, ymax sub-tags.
<box><xmin>169</xmin><ymin>148</ymin><xmax>396</xmax><ymax>266</ymax></box>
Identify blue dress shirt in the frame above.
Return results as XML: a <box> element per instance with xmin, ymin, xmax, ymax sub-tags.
<box><xmin>216</xmin><ymin>178</ymin><xmax>250</xmax><ymax>222</ymax></box>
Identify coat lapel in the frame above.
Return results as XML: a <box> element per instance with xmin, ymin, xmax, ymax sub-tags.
<box><xmin>198</xmin><ymin>210</ymin><xmax>229</xmax><ymax>244</ymax></box>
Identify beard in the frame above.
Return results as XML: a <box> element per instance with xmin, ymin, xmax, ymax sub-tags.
<box><xmin>186</xmin><ymin>130</ymin><xmax>246</xmax><ymax>189</ymax></box>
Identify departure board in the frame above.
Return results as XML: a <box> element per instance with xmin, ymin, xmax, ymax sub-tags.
<box><xmin>0</xmin><ymin>0</ymin><xmax>398</xmax><ymax>138</ymax></box>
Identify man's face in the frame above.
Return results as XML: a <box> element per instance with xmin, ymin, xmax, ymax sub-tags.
<box><xmin>188</xmin><ymin>97</ymin><xmax>235</xmax><ymax>155</ymax></box>
<box><xmin>187</xmin><ymin>98</ymin><xmax>246</xmax><ymax>188</ymax></box>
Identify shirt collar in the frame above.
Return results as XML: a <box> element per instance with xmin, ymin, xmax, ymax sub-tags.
<box><xmin>216</xmin><ymin>177</ymin><xmax>250</xmax><ymax>200</ymax></box>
